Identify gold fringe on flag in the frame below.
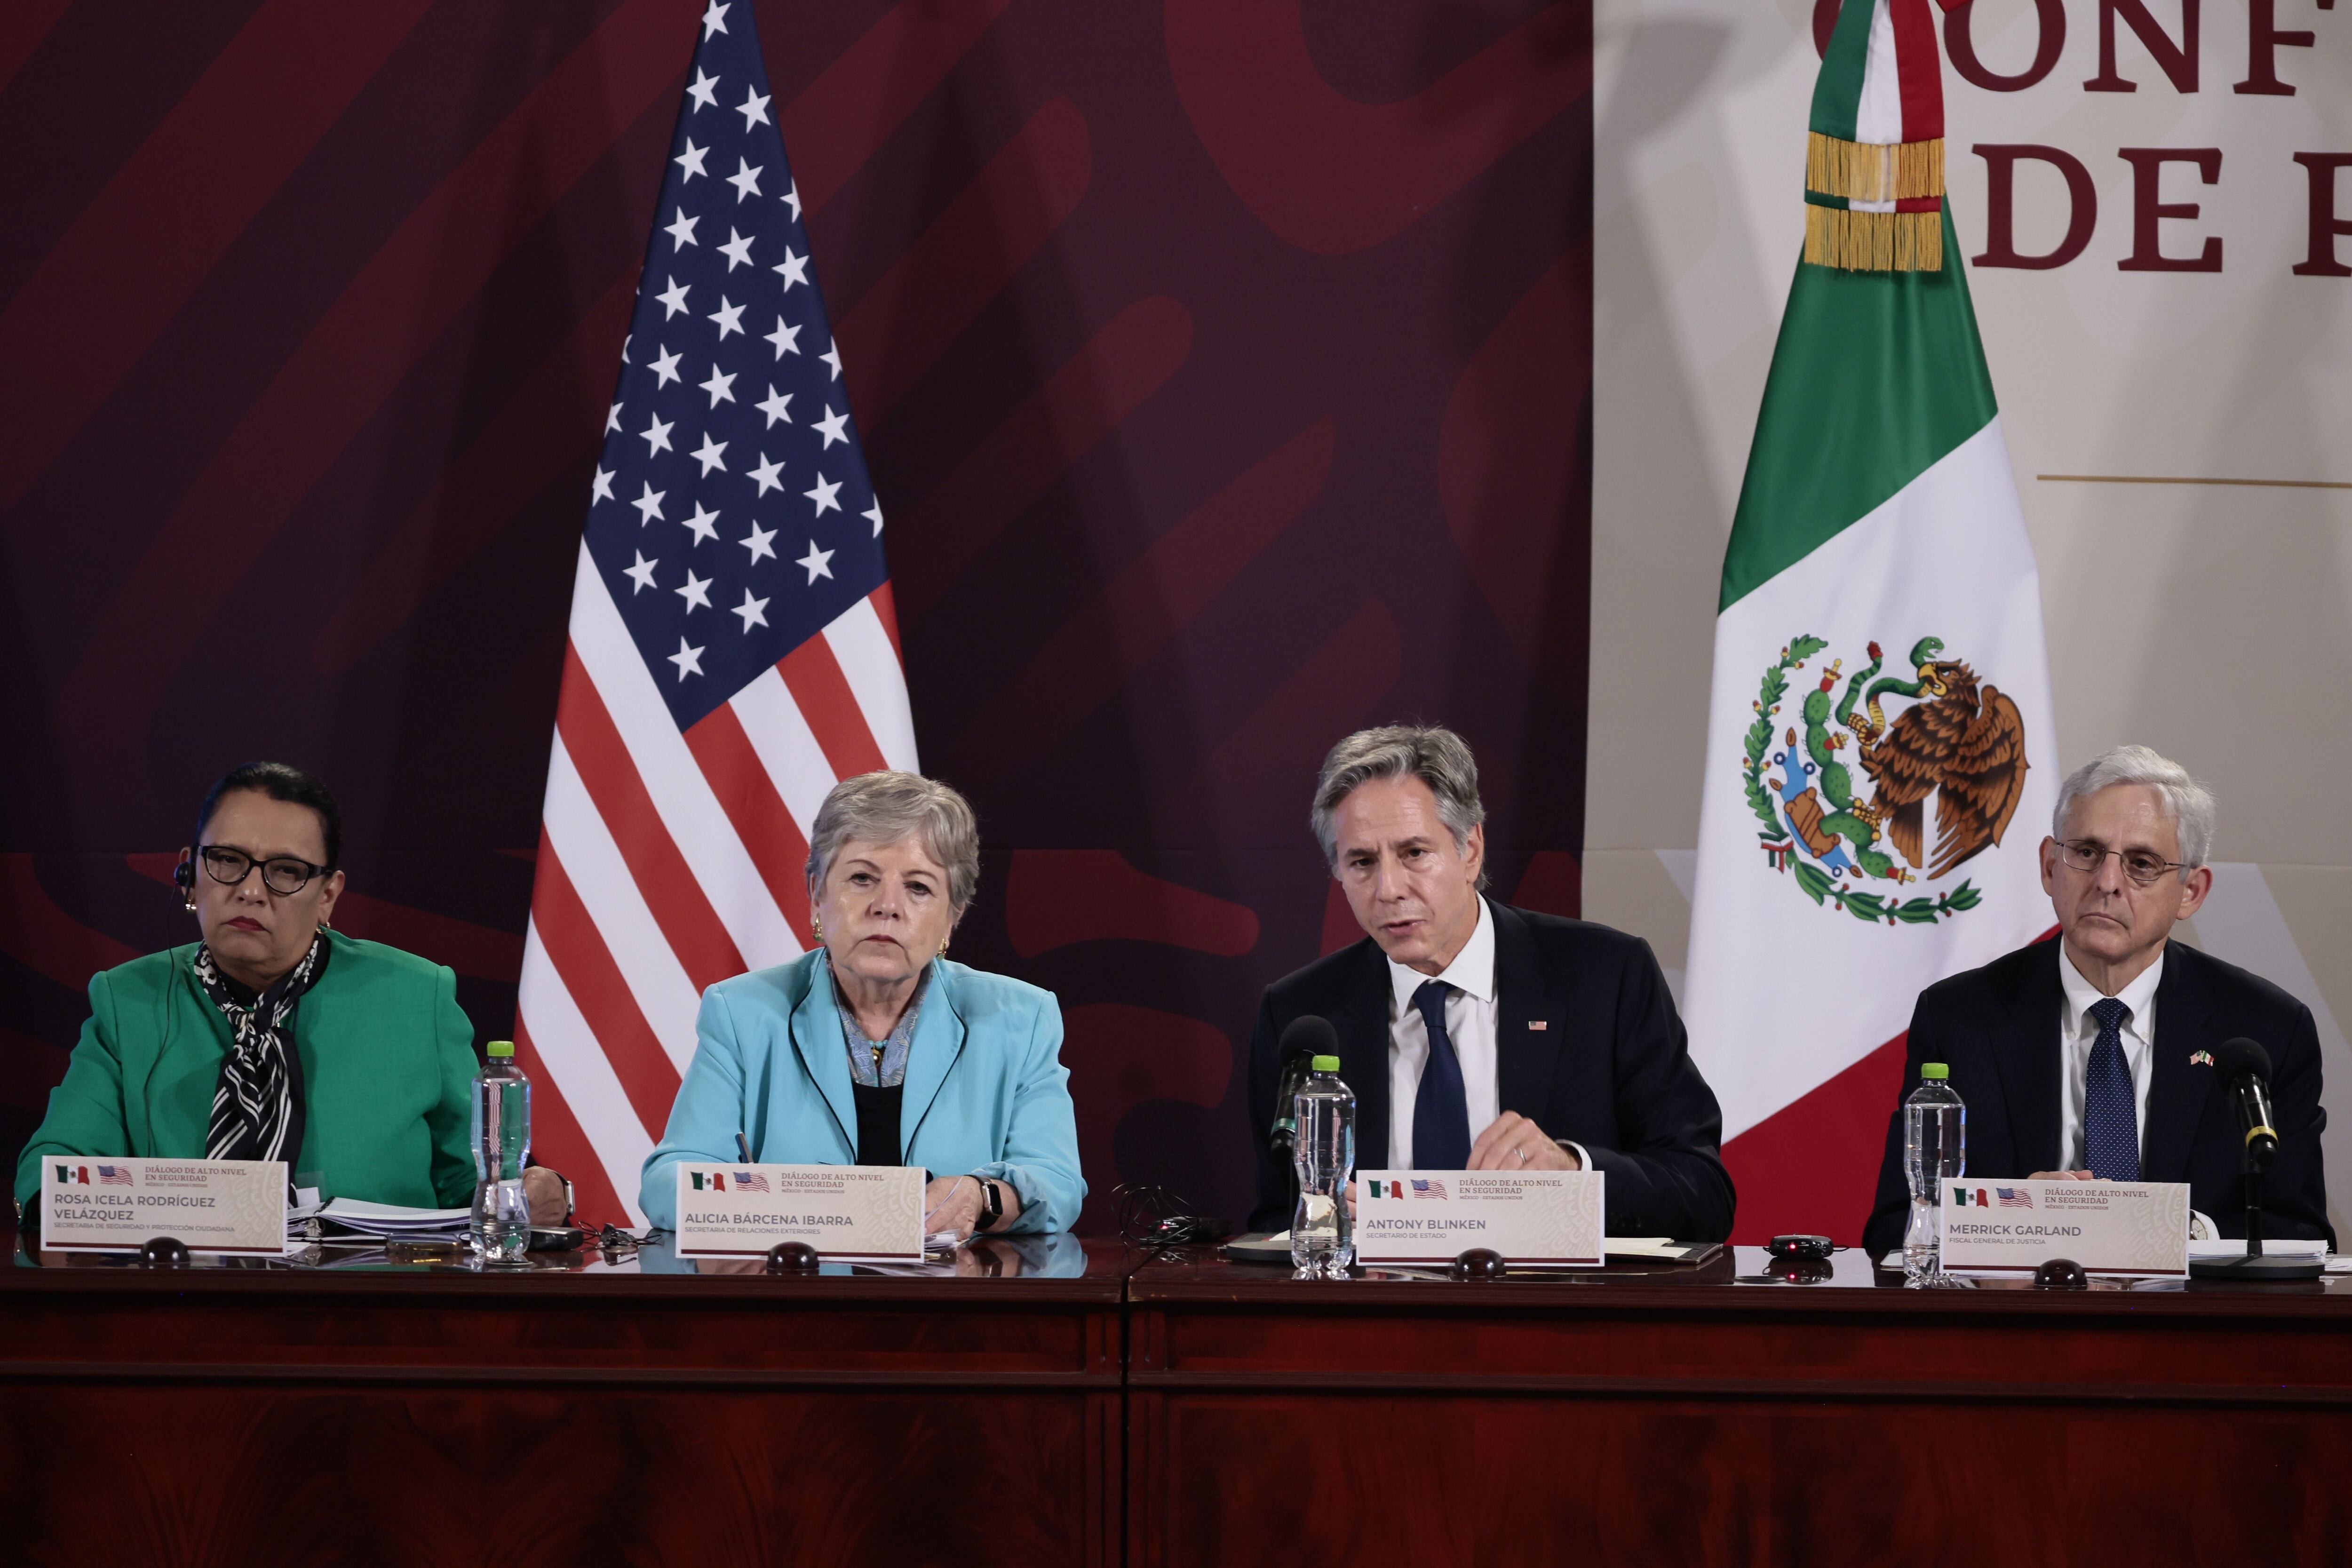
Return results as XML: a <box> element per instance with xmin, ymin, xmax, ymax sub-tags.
<box><xmin>1806</xmin><ymin>133</ymin><xmax>1944</xmax><ymax>203</ymax></box>
<box><xmin>1803</xmin><ymin>207</ymin><xmax>1944</xmax><ymax>273</ymax></box>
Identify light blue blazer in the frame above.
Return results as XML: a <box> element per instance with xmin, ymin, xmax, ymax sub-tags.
<box><xmin>639</xmin><ymin>953</ymin><xmax>1085</xmax><ymax>1233</ymax></box>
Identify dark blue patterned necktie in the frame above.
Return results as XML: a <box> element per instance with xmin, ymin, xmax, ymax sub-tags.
<box><xmin>2084</xmin><ymin>996</ymin><xmax>2138</xmax><ymax>1180</ymax></box>
<box><xmin>1411</xmin><ymin>981</ymin><xmax>1471</xmax><ymax>1170</ymax></box>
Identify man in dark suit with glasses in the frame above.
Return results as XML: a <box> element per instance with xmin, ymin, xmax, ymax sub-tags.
<box><xmin>1863</xmin><ymin>745</ymin><xmax>2333</xmax><ymax>1253</ymax></box>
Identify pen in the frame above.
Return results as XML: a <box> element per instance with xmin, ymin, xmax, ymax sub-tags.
<box><xmin>736</xmin><ymin>1131</ymin><xmax>754</xmax><ymax>1163</ymax></box>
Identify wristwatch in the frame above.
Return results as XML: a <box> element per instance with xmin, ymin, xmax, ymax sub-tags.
<box><xmin>972</xmin><ymin>1177</ymin><xmax>1004</xmax><ymax>1233</ymax></box>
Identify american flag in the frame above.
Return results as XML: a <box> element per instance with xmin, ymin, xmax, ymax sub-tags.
<box><xmin>1996</xmin><ymin>1186</ymin><xmax>2033</xmax><ymax>1208</ymax></box>
<box><xmin>1410</xmin><ymin>1179</ymin><xmax>1447</xmax><ymax>1199</ymax></box>
<box><xmin>96</xmin><ymin>1164</ymin><xmax>133</xmax><ymax>1187</ymax></box>
<box><xmin>516</xmin><ymin>2</ymin><xmax>916</xmax><ymax>1226</ymax></box>
<box><xmin>731</xmin><ymin>1170</ymin><xmax>772</xmax><ymax>1192</ymax></box>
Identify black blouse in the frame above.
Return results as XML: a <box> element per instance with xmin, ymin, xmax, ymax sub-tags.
<box><xmin>850</xmin><ymin>1081</ymin><xmax>903</xmax><ymax>1167</ymax></box>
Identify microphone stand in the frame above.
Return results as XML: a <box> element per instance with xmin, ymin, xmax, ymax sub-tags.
<box><xmin>2188</xmin><ymin>1140</ymin><xmax>2322</xmax><ymax>1282</ymax></box>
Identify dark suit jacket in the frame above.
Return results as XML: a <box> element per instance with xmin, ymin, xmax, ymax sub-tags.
<box><xmin>1246</xmin><ymin>902</ymin><xmax>1735</xmax><ymax>1241</ymax></box>
<box><xmin>1862</xmin><ymin>937</ymin><xmax>2333</xmax><ymax>1254</ymax></box>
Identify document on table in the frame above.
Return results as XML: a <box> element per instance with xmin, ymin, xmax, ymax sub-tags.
<box><xmin>2186</xmin><ymin>1238</ymin><xmax>2326</xmax><ymax>1260</ymax></box>
<box><xmin>1258</xmin><ymin>1231</ymin><xmax>1689</xmax><ymax>1261</ymax></box>
<box><xmin>289</xmin><ymin>1198</ymin><xmax>471</xmax><ymax>1243</ymax></box>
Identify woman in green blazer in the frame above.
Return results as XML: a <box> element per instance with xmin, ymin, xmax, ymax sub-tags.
<box><xmin>13</xmin><ymin>762</ymin><xmax>564</xmax><ymax>1220</ymax></box>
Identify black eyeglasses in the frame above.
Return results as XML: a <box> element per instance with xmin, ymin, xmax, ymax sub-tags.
<box><xmin>2056</xmin><ymin>840</ymin><xmax>2186</xmax><ymax>888</ymax></box>
<box><xmin>199</xmin><ymin>845</ymin><xmax>331</xmax><ymax>896</ymax></box>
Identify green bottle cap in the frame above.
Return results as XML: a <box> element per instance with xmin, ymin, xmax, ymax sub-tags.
<box><xmin>486</xmin><ymin>1041</ymin><xmax>516</xmax><ymax>1059</ymax></box>
<box><xmin>1920</xmin><ymin>1062</ymin><xmax>1948</xmax><ymax>1080</ymax></box>
<box><xmin>1311</xmin><ymin>1054</ymin><xmax>1341</xmax><ymax>1073</ymax></box>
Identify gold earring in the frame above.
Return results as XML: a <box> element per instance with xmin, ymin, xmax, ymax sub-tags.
<box><xmin>811</xmin><ymin>915</ymin><xmax>824</xmax><ymax>942</ymax></box>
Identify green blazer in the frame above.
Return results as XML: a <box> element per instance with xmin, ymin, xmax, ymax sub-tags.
<box><xmin>13</xmin><ymin>930</ymin><xmax>480</xmax><ymax>1209</ymax></box>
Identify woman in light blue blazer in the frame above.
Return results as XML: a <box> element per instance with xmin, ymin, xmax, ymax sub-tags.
<box><xmin>641</xmin><ymin>772</ymin><xmax>1083</xmax><ymax>1235</ymax></box>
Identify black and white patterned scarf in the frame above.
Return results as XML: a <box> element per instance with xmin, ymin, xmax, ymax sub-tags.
<box><xmin>196</xmin><ymin>935</ymin><xmax>328</xmax><ymax>1164</ymax></box>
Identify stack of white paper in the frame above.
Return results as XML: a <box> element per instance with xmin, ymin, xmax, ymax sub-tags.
<box><xmin>288</xmin><ymin>1198</ymin><xmax>472</xmax><ymax>1243</ymax></box>
<box><xmin>2186</xmin><ymin>1238</ymin><xmax>2327</xmax><ymax>1260</ymax></box>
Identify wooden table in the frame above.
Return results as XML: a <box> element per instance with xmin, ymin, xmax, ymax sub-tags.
<box><xmin>1126</xmin><ymin>1247</ymin><xmax>2352</xmax><ymax>1568</ymax></box>
<box><xmin>0</xmin><ymin>1232</ymin><xmax>1124</xmax><ymax>1567</ymax></box>
<box><xmin>8</xmin><ymin>1236</ymin><xmax>2351</xmax><ymax>1567</ymax></box>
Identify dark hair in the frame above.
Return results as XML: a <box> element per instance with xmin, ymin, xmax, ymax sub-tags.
<box><xmin>194</xmin><ymin>761</ymin><xmax>343</xmax><ymax>869</ymax></box>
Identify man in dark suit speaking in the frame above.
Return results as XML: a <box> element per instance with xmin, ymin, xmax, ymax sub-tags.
<box><xmin>1245</xmin><ymin>725</ymin><xmax>1735</xmax><ymax>1241</ymax></box>
<box><xmin>1864</xmin><ymin>745</ymin><xmax>2332</xmax><ymax>1252</ymax></box>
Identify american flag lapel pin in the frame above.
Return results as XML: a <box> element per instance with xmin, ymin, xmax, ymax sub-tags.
<box><xmin>2190</xmin><ymin>1050</ymin><xmax>2214</xmax><ymax>1067</ymax></box>
<box><xmin>1528</xmin><ymin>1020</ymin><xmax>1548</xmax><ymax>1031</ymax></box>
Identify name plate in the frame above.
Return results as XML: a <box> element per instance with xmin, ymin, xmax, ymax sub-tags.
<box><xmin>1939</xmin><ymin>1178</ymin><xmax>2190</xmax><ymax>1278</ymax></box>
<box><xmin>674</xmin><ymin>1163</ymin><xmax>924</xmax><ymax>1262</ymax></box>
<box><xmin>40</xmin><ymin>1158</ymin><xmax>286</xmax><ymax>1255</ymax></box>
<box><xmin>1354</xmin><ymin>1169</ymin><xmax>1605</xmax><ymax>1266</ymax></box>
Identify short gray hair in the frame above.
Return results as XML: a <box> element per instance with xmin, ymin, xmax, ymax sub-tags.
<box><xmin>1311</xmin><ymin>724</ymin><xmax>1488</xmax><ymax>889</ymax></box>
<box><xmin>2052</xmin><ymin>745</ymin><xmax>2216</xmax><ymax>871</ymax></box>
<box><xmin>805</xmin><ymin>771</ymin><xmax>982</xmax><ymax>912</ymax></box>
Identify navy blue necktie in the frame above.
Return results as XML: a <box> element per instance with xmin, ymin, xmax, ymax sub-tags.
<box><xmin>1411</xmin><ymin>981</ymin><xmax>1471</xmax><ymax>1170</ymax></box>
<box><xmin>2084</xmin><ymin>996</ymin><xmax>2138</xmax><ymax>1180</ymax></box>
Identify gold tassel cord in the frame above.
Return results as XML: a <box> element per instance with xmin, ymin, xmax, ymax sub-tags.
<box><xmin>1804</xmin><ymin>207</ymin><xmax>1944</xmax><ymax>273</ymax></box>
<box><xmin>1902</xmin><ymin>138</ymin><xmax>1943</xmax><ymax>201</ymax></box>
<box><xmin>1806</xmin><ymin>133</ymin><xmax>1943</xmax><ymax>203</ymax></box>
<box><xmin>1895</xmin><ymin>208</ymin><xmax>1941</xmax><ymax>271</ymax></box>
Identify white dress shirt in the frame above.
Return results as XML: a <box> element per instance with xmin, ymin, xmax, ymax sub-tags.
<box><xmin>1384</xmin><ymin>898</ymin><xmax>1588</xmax><ymax>1170</ymax></box>
<box><xmin>1386</xmin><ymin>898</ymin><xmax>1499</xmax><ymax>1167</ymax></box>
<box><xmin>2056</xmin><ymin>946</ymin><xmax>2163</xmax><ymax>1172</ymax></box>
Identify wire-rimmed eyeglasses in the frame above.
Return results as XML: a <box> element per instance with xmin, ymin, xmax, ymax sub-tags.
<box><xmin>2055</xmin><ymin>840</ymin><xmax>2186</xmax><ymax>888</ymax></box>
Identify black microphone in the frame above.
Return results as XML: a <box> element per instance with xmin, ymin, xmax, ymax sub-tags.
<box><xmin>1268</xmin><ymin>1016</ymin><xmax>1338</xmax><ymax>1155</ymax></box>
<box><xmin>2212</xmin><ymin>1036</ymin><xmax>2278</xmax><ymax>1171</ymax></box>
<box><xmin>2189</xmin><ymin>1035</ymin><xmax>2320</xmax><ymax>1279</ymax></box>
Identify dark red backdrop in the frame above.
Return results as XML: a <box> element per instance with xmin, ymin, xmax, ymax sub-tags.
<box><xmin>0</xmin><ymin>0</ymin><xmax>1593</xmax><ymax>1230</ymax></box>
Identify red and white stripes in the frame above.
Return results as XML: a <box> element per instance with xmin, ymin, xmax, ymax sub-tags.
<box><xmin>517</xmin><ymin>543</ymin><xmax>917</xmax><ymax>1223</ymax></box>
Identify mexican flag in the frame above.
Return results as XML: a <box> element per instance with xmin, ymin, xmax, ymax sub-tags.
<box><xmin>1682</xmin><ymin>0</ymin><xmax>2059</xmax><ymax>1242</ymax></box>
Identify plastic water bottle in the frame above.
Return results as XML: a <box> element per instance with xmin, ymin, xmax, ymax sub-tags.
<box><xmin>1902</xmin><ymin>1063</ymin><xmax>1966</xmax><ymax>1285</ymax></box>
<box><xmin>470</xmin><ymin>1040</ymin><xmax>532</xmax><ymax>1264</ymax></box>
<box><xmin>1290</xmin><ymin>1054</ymin><xmax>1356</xmax><ymax>1279</ymax></box>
